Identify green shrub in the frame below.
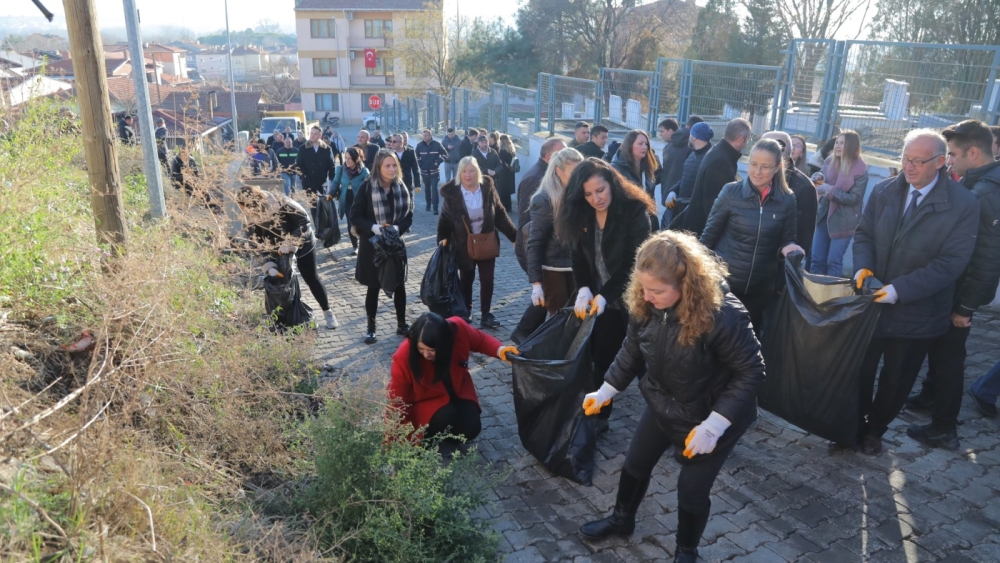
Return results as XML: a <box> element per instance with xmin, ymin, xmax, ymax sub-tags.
<box><xmin>301</xmin><ymin>387</ymin><xmax>501</xmax><ymax>563</ymax></box>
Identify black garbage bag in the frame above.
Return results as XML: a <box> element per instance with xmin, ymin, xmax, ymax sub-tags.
<box><xmin>510</xmin><ymin>310</ymin><xmax>599</xmax><ymax>485</ymax></box>
<box><xmin>758</xmin><ymin>253</ymin><xmax>882</xmax><ymax>447</ymax></box>
<box><xmin>370</xmin><ymin>228</ymin><xmax>408</xmax><ymax>298</ymax></box>
<box><xmin>510</xmin><ymin>304</ymin><xmax>548</xmax><ymax>345</ymax></box>
<box><xmin>420</xmin><ymin>244</ymin><xmax>469</xmax><ymax>319</ymax></box>
<box><xmin>313</xmin><ymin>197</ymin><xmax>341</xmax><ymax>248</ymax></box>
<box><xmin>262</xmin><ymin>253</ymin><xmax>313</xmax><ymax>328</ymax></box>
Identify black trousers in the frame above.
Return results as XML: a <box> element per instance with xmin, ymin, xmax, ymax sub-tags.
<box><xmin>858</xmin><ymin>336</ymin><xmax>933</xmax><ymax>437</ymax></box>
<box><xmin>623</xmin><ymin>408</ymin><xmax>742</xmax><ymax>539</ymax></box>
<box><xmin>913</xmin><ymin>323</ymin><xmax>971</xmax><ymax>433</ymax></box>
<box><xmin>459</xmin><ymin>258</ymin><xmax>496</xmax><ymax>316</ymax></box>
<box><xmin>733</xmin><ymin>287</ymin><xmax>775</xmax><ymax>339</ymax></box>
<box><xmin>365</xmin><ymin>284</ymin><xmax>406</xmax><ymax>324</ymax></box>
<box><xmin>425</xmin><ymin>398</ymin><xmax>481</xmax><ymax>442</ymax></box>
<box><xmin>343</xmin><ymin>191</ymin><xmax>358</xmax><ymax>248</ymax></box>
<box><xmin>591</xmin><ymin>307</ymin><xmax>629</xmax><ymax>420</ymax></box>
<box><xmin>296</xmin><ymin>240</ymin><xmax>329</xmax><ymax>311</ymax></box>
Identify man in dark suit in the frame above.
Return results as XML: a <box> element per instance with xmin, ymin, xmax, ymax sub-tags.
<box><xmin>851</xmin><ymin>129</ymin><xmax>980</xmax><ymax>455</ymax></box>
<box><xmin>391</xmin><ymin>134</ymin><xmax>421</xmax><ymax>195</ymax></box>
<box><xmin>472</xmin><ymin>134</ymin><xmax>501</xmax><ymax>181</ymax></box>
<box><xmin>354</xmin><ymin>129</ymin><xmax>380</xmax><ymax>171</ymax></box>
<box><xmin>459</xmin><ymin>129</ymin><xmax>479</xmax><ymax>160</ymax></box>
<box><xmin>678</xmin><ymin>118</ymin><xmax>751</xmax><ymax>236</ymax></box>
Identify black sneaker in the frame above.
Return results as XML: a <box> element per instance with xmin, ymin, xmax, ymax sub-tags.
<box><xmin>396</xmin><ymin>323</ymin><xmax>410</xmax><ymax>336</ymax></box>
<box><xmin>364</xmin><ymin>332</ymin><xmax>377</xmax><ymax>345</ymax></box>
<box><xmin>479</xmin><ymin>313</ymin><xmax>500</xmax><ymax>329</ymax></box>
<box><xmin>906</xmin><ymin>423</ymin><xmax>959</xmax><ymax>450</ymax></box>
<box><xmin>968</xmin><ymin>388</ymin><xmax>998</xmax><ymax>418</ymax></box>
<box><xmin>433</xmin><ymin>208</ymin><xmax>439</xmax><ymax>215</ymax></box>
<box><xmin>905</xmin><ymin>392</ymin><xmax>934</xmax><ymax>412</ymax></box>
<box><xmin>860</xmin><ymin>434</ymin><xmax>882</xmax><ymax>455</ymax></box>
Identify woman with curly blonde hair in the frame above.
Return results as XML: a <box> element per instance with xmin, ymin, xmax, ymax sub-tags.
<box><xmin>578</xmin><ymin>231</ymin><xmax>765</xmax><ymax>563</ymax></box>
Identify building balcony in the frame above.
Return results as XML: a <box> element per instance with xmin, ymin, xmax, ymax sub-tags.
<box><xmin>350</xmin><ymin>74</ymin><xmax>395</xmax><ymax>86</ymax></box>
<box><xmin>347</xmin><ymin>36</ymin><xmax>393</xmax><ymax>49</ymax></box>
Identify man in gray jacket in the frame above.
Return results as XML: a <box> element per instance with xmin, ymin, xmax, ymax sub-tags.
<box><xmin>851</xmin><ymin>129</ymin><xmax>980</xmax><ymax>455</ymax></box>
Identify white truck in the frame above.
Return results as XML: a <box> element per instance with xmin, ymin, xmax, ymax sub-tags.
<box><xmin>260</xmin><ymin>111</ymin><xmax>317</xmax><ymax>142</ymax></box>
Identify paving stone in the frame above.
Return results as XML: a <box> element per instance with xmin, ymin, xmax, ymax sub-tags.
<box><xmin>305</xmin><ymin>205</ymin><xmax>1000</xmax><ymax>563</ymax></box>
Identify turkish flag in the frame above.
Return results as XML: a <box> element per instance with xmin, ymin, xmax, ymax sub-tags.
<box><xmin>364</xmin><ymin>48</ymin><xmax>377</xmax><ymax>69</ymax></box>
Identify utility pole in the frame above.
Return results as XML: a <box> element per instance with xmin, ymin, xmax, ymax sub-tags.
<box><xmin>63</xmin><ymin>0</ymin><xmax>128</xmax><ymax>250</ymax></box>
<box><xmin>225</xmin><ymin>0</ymin><xmax>240</xmax><ymax>153</ymax></box>
<box><xmin>122</xmin><ymin>0</ymin><xmax>167</xmax><ymax>219</ymax></box>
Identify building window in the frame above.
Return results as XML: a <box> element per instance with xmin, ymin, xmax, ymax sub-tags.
<box><xmin>365</xmin><ymin>57</ymin><xmax>394</xmax><ymax>77</ymax></box>
<box><xmin>364</xmin><ymin>20</ymin><xmax>393</xmax><ymax>38</ymax></box>
<box><xmin>310</xmin><ymin>19</ymin><xmax>335</xmax><ymax>38</ymax></box>
<box><xmin>312</xmin><ymin>58</ymin><xmax>337</xmax><ymax>76</ymax></box>
<box><xmin>316</xmin><ymin>93</ymin><xmax>339</xmax><ymax>111</ymax></box>
<box><xmin>362</xmin><ymin>94</ymin><xmax>384</xmax><ymax>111</ymax></box>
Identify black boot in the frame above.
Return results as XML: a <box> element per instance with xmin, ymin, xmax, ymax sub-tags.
<box><xmin>675</xmin><ymin>507</ymin><xmax>709</xmax><ymax>562</ymax></box>
<box><xmin>579</xmin><ymin>470</ymin><xmax>650</xmax><ymax>539</ymax></box>
<box><xmin>364</xmin><ymin>317</ymin><xmax>377</xmax><ymax>344</ymax></box>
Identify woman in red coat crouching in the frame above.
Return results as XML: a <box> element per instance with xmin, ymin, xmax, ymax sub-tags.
<box><xmin>388</xmin><ymin>313</ymin><xmax>518</xmax><ymax>444</ymax></box>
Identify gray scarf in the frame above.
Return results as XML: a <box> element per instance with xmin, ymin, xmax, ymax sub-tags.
<box><xmin>370</xmin><ymin>177</ymin><xmax>411</xmax><ymax>226</ymax></box>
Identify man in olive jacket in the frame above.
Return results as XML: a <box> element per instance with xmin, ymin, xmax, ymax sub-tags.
<box><xmin>851</xmin><ymin>129</ymin><xmax>979</xmax><ymax>456</ymax></box>
<box><xmin>905</xmin><ymin>120</ymin><xmax>1000</xmax><ymax>450</ymax></box>
<box><xmin>678</xmin><ymin>118</ymin><xmax>751</xmax><ymax>236</ymax></box>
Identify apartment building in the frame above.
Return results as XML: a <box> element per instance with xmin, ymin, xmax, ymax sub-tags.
<box><xmin>294</xmin><ymin>0</ymin><xmax>442</xmax><ymax>125</ymax></box>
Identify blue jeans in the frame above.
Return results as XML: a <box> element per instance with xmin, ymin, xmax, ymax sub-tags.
<box><xmin>810</xmin><ymin>220</ymin><xmax>851</xmax><ymax>277</ymax></box>
<box><xmin>281</xmin><ymin>172</ymin><xmax>296</xmax><ymax>196</ymax></box>
<box><xmin>422</xmin><ymin>171</ymin><xmax>440</xmax><ymax>210</ymax></box>
<box><xmin>971</xmin><ymin>359</ymin><xmax>1000</xmax><ymax>404</ymax></box>
<box><xmin>441</xmin><ymin>162</ymin><xmax>457</xmax><ymax>185</ymax></box>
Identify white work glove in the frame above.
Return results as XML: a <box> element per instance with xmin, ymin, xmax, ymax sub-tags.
<box><xmin>874</xmin><ymin>284</ymin><xmax>898</xmax><ymax>304</ymax></box>
<box><xmin>371</xmin><ymin>224</ymin><xmax>382</xmax><ymax>236</ymax></box>
<box><xmin>683</xmin><ymin>411</ymin><xmax>732</xmax><ymax>458</ymax></box>
<box><xmin>497</xmin><ymin>345</ymin><xmax>519</xmax><ymax>362</ymax></box>
<box><xmin>589</xmin><ymin>294</ymin><xmax>607</xmax><ymax>317</ymax></box>
<box><xmin>574</xmin><ymin>287</ymin><xmax>594</xmax><ymax>319</ymax></box>
<box><xmin>664</xmin><ymin>191</ymin><xmax>677</xmax><ymax>209</ymax></box>
<box><xmin>278</xmin><ymin>243</ymin><xmax>297</xmax><ymax>255</ymax></box>
<box><xmin>582</xmin><ymin>382</ymin><xmax>620</xmax><ymax>416</ymax></box>
<box><xmin>531</xmin><ymin>284</ymin><xmax>545</xmax><ymax>307</ymax></box>
<box><xmin>261</xmin><ymin>261</ymin><xmax>282</xmax><ymax>278</ymax></box>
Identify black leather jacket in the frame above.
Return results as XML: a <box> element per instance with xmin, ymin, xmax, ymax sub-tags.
<box><xmin>605</xmin><ymin>293</ymin><xmax>765</xmax><ymax>449</ymax></box>
<box><xmin>953</xmin><ymin>160</ymin><xmax>1000</xmax><ymax>317</ymax></box>
<box><xmin>700</xmin><ymin>178</ymin><xmax>798</xmax><ymax>294</ymax></box>
<box><xmin>526</xmin><ymin>190</ymin><xmax>572</xmax><ymax>283</ymax></box>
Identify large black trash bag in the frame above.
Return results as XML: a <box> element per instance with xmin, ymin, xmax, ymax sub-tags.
<box><xmin>420</xmin><ymin>244</ymin><xmax>469</xmax><ymax>319</ymax></box>
<box><xmin>510</xmin><ymin>304</ymin><xmax>548</xmax><ymax>345</ymax></box>
<box><xmin>262</xmin><ymin>253</ymin><xmax>313</xmax><ymax>329</ymax></box>
<box><xmin>312</xmin><ymin>197</ymin><xmax>341</xmax><ymax>248</ymax></box>
<box><xmin>370</xmin><ymin>228</ymin><xmax>408</xmax><ymax>298</ymax></box>
<box><xmin>510</xmin><ymin>310</ymin><xmax>600</xmax><ymax>485</ymax></box>
<box><xmin>758</xmin><ymin>253</ymin><xmax>882</xmax><ymax>447</ymax></box>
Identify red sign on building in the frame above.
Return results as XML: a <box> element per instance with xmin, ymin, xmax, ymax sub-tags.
<box><xmin>368</xmin><ymin>95</ymin><xmax>382</xmax><ymax>110</ymax></box>
<box><xmin>363</xmin><ymin>48</ymin><xmax>377</xmax><ymax>69</ymax></box>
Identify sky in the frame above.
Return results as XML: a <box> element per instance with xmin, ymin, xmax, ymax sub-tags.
<box><xmin>2</xmin><ymin>0</ymin><xmax>515</xmax><ymax>36</ymax></box>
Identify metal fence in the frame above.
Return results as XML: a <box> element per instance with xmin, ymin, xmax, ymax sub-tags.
<box><xmin>389</xmin><ymin>39</ymin><xmax>1000</xmax><ymax>158</ymax></box>
<box><xmin>599</xmin><ymin>68</ymin><xmax>656</xmax><ymax>133</ymax></box>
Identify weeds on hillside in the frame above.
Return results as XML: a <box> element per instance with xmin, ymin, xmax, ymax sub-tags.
<box><xmin>0</xmin><ymin>99</ymin><xmax>502</xmax><ymax>562</ymax></box>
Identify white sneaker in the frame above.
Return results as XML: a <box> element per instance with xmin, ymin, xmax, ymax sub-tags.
<box><xmin>324</xmin><ymin>310</ymin><xmax>339</xmax><ymax>329</ymax></box>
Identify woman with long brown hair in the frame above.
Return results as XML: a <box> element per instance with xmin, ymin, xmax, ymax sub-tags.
<box><xmin>350</xmin><ymin>149</ymin><xmax>414</xmax><ymax>344</ymax></box>
<box><xmin>578</xmin><ymin>231</ymin><xmax>765</xmax><ymax>563</ymax></box>
<box><xmin>810</xmin><ymin>129</ymin><xmax>868</xmax><ymax>277</ymax></box>
<box><xmin>610</xmin><ymin>129</ymin><xmax>661</xmax><ymax>229</ymax></box>
<box><xmin>557</xmin><ymin>158</ymin><xmax>654</xmax><ymax>422</ymax></box>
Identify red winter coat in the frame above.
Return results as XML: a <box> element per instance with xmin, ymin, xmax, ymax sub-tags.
<box><xmin>388</xmin><ymin>317</ymin><xmax>501</xmax><ymax>432</ymax></box>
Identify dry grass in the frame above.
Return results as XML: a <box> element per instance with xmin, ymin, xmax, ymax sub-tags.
<box><xmin>0</xmin><ymin>100</ymin><xmax>330</xmax><ymax>561</ymax></box>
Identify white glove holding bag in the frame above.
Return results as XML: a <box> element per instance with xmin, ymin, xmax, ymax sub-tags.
<box><xmin>531</xmin><ymin>284</ymin><xmax>545</xmax><ymax>307</ymax></box>
<box><xmin>583</xmin><ymin>382</ymin><xmax>620</xmax><ymax>416</ymax></box>
<box><xmin>371</xmin><ymin>224</ymin><xmax>382</xmax><ymax>236</ymax></box>
<box><xmin>574</xmin><ymin>287</ymin><xmax>594</xmax><ymax>319</ymax></box>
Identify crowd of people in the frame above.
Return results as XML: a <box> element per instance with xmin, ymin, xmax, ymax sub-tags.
<box><xmin>230</xmin><ymin>116</ymin><xmax>1000</xmax><ymax>563</ymax></box>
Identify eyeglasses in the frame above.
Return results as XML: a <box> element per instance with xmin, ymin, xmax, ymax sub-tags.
<box><xmin>901</xmin><ymin>154</ymin><xmax>943</xmax><ymax>168</ymax></box>
<box><xmin>748</xmin><ymin>162</ymin><xmax>776</xmax><ymax>173</ymax></box>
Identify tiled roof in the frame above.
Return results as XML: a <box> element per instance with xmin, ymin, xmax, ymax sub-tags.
<box><xmin>41</xmin><ymin>57</ymin><xmax>131</xmax><ymax>78</ymax></box>
<box><xmin>145</xmin><ymin>43</ymin><xmax>187</xmax><ymax>53</ymax></box>
<box><xmin>295</xmin><ymin>0</ymin><xmax>439</xmax><ymax>10</ymax></box>
<box><xmin>159</xmin><ymin>89</ymin><xmax>263</xmax><ymax>120</ymax></box>
<box><xmin>105</xmin><ymin>76</ymin><xmax>187</xmax><ymax>106</ymax></box>
<box><xmin>152</xmin><ymin>108</ymin><xmax>230</xmax><ymax>135</ymax></box>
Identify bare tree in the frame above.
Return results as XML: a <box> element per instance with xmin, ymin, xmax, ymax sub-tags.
<box><xmin>394</xmin><ymin>4</ymin><xmax>474</xmax><ymax>103</ymax></box>
<box><xmin>251</xmin><ymin>58</ymin><xmax>300</xmax><ymax>104</ymax></box>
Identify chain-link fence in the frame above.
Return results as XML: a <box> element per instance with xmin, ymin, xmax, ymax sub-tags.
<box><xmin>410</xmin><ymin>97</ymin><xmax>428</xmax><ymax>131</ymax></box>
<box><xmin>652</xmin><ymin>58</ymin><xmax>685</xmax><ymax>129</ymax></box>
<box><xmin>599</xmin><ymin>68</ymin><xmax>656</xmax><ymax>134</ymax></box>
<box><xmin>688</xmin><ymin>61</ymin><xmax>782</xmax><ymax>138</ymax></box>
<box><xmin>506</xmin><ymin>85</ymin><xmax>538</xmax><ymax>153</ymax></box>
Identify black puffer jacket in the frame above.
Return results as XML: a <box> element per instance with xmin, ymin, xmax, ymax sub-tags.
<box><xmin>605</xmin><ymin>293</ymin><xmax>765</xmax><ymax>456</ymax></box>
<box><xmin>700</xmin><ymin>178</ymin><xmax>798</xmax><ymax>294</ymax></box>
<box><xmin>953</xmin><ymin>160</ymin><xmax>1000</xmax><ymax>317</ymax></box>
<box><xmin>525</xmin><ymin>190</ymin><xmax>571</xmax><ymax>283</ymax></box>
<box><xmin>570</xmin><ymin>196</ymin><xmax>652</xmax><ymax>306</ymax></box>
<box><xmin>661</xmin><ymin>127</ymin><xmax>691</xmax><ymax>192</ymax></box>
